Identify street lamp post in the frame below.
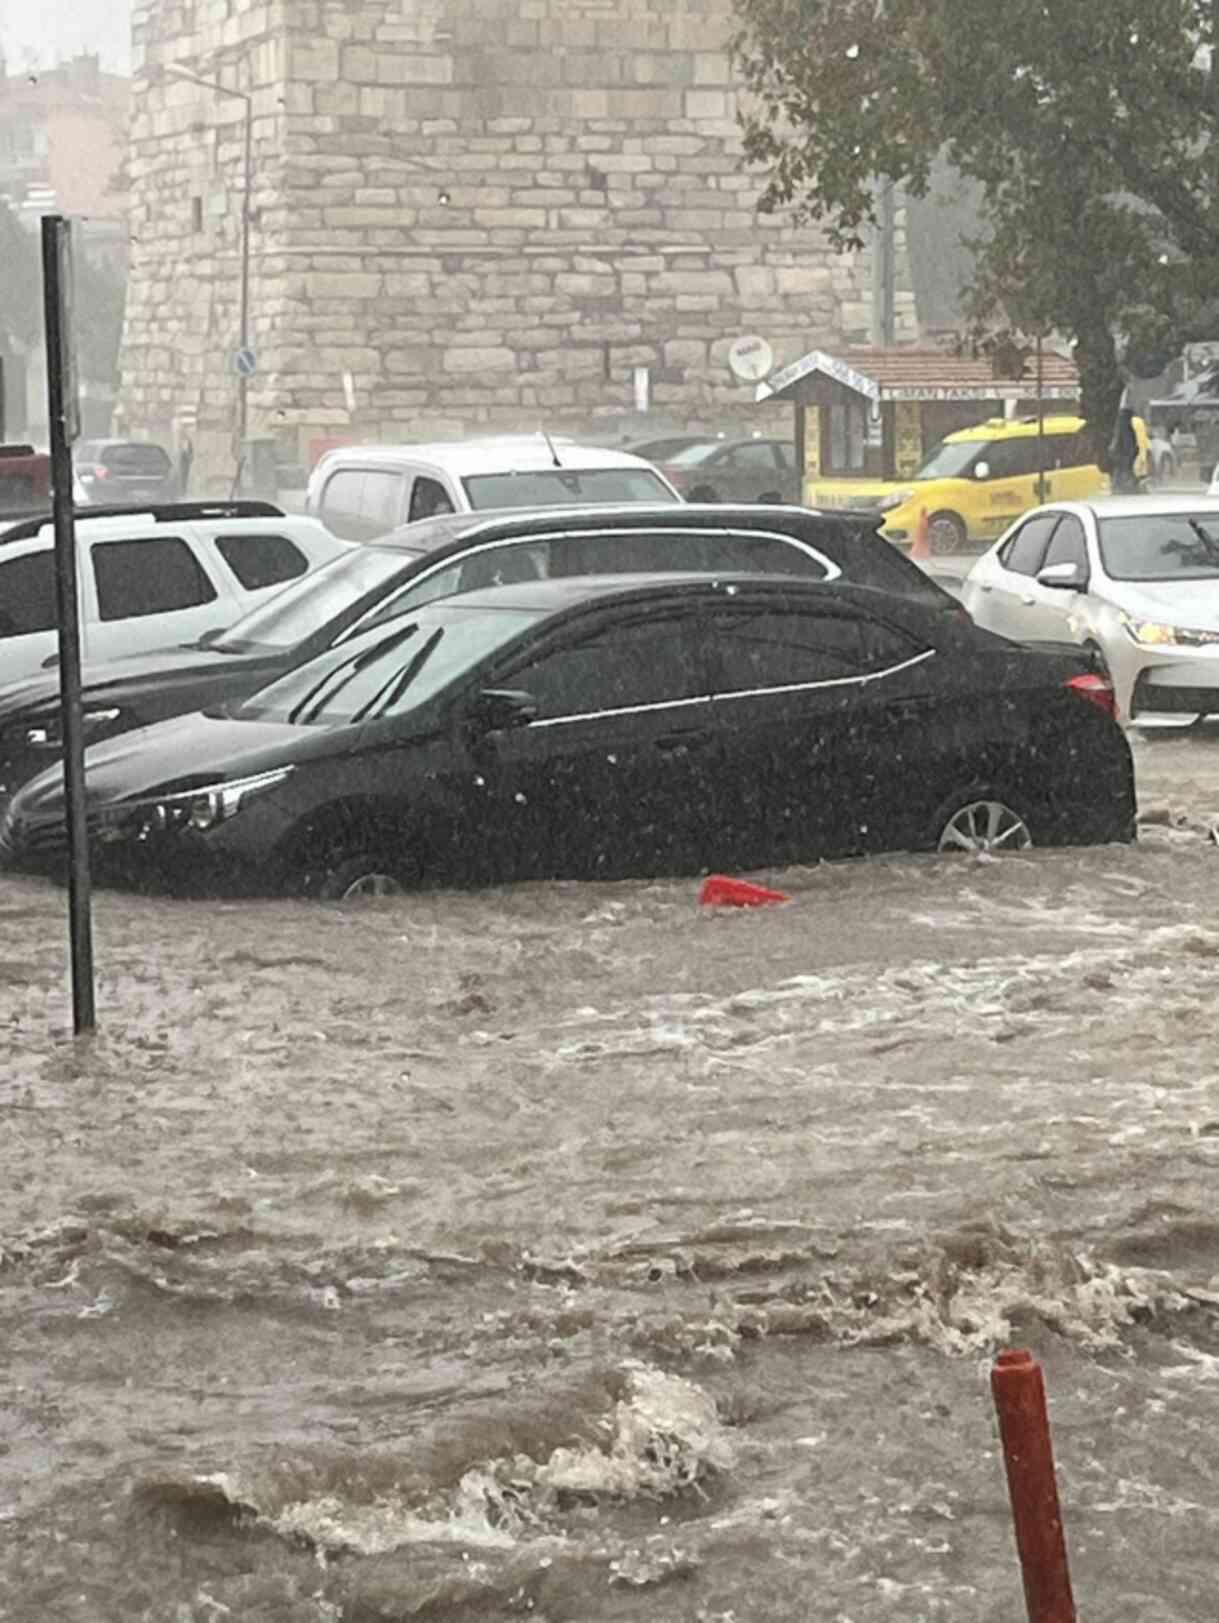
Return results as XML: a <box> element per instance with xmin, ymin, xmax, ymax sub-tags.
<box><xmin>166</xmin><ymin>63</ymin><xmax>253</xmax><ymax>493</ymax></box>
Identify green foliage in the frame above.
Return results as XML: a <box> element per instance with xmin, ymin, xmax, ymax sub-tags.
<box><xmin>731</xmin><ymin>0</ymin><xmax>1219</xmax><ymax>439</ymax></box>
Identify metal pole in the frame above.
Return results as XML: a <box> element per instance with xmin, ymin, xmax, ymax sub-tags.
<box><xmin>236</xmin><ymin>91</ymin><xmax>252</xmax><ymax>494</ymax></box>
<box><xmin>880</xmin><ymin>182</ymin><xmax>897</xmax><ymax>347</ymax></box>
<box><xmin>41</xmin><ymin>215</ymin><xmax>95</xmax><ymax>1035</ymax></box>
<box><xmin>1036</xmin><ymin>331</ymin><xmax>1047</xmax><ymax>503</ymax></box>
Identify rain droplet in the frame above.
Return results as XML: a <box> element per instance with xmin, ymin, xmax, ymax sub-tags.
<box><xmin>845</xmin><ymin>42</ymin><xmax>860</xmax><ymax>59</ymax></box>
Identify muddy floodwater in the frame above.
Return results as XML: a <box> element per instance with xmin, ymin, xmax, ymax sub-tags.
<box><xmin>4</xmin><ymin>731</ymin><xmax>1219</xmax><ymax>1622</ymax></box>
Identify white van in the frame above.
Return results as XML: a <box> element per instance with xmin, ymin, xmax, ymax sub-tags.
<box><xmin>305</xmin><ymin>436</ymin><xmax>683</xmax><ymax>541</ymax></box>
<box><xmin>0</xmin><ymin>502</ymin><xmax>349</xmax><ymax>688</ymax></box>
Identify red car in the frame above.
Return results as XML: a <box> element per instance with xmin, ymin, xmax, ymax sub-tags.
<box><xmin>0</xmin><ymin>443</ymin><xmax>51</xmax><ymax>520</ymax></box>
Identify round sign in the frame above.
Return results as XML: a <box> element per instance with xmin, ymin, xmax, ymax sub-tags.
<box><xmin>233</xmin><ymin>346</ymin><xmax>258</xmax><ymax>378</ymax></box>
<box><xmin>728</xmin><ymin>334</ymin><xmax>774</xmax><ymax>383</ymax></box>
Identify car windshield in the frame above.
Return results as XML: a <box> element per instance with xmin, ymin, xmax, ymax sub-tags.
<box><xmin>462</xmin><ymin>467</ymin><xmax>679</xmax><ymax>508</ymax></box>
<box><xmin>662</xmin><ymin>441</ymin><xmax>725</xmax><ymax>467</ymax></box>
<box><xmin>233</xmin><ymin>600</ymin><xmax>541</xmax><ymax>725</ymax></box>
<box><xmin>210</xmin><ymin>546</ymin><xmax>411</xmax><ymax>653</ymax></box>
<box><xmin>1098</xmin><ymin>512</ymin><xmax>1219</xmax><ymax>581</ymax></box>
<box><xmin>100</xmin><ymin>444</ymin><xmax>172</xmax><ymax>475</ymax></box>
<box><xmin>913</xmin><ymin>440</ymin><xmax>981</xmax><ymax>480</ymax></box>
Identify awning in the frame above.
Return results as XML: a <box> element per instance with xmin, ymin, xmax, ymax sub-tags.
<box><xmin>757</xmin><ymin>345</ymin><xmax>1081</xmax><ymax>404</ymax></box>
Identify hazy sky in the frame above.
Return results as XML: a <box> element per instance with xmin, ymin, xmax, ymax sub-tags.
<box><xmin>1</xmin><ymin>0</ymin><xmax>131</xmax><ymax>75</ymax></box>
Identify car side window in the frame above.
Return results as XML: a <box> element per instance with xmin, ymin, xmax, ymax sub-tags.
<box><xmin>0</xmin><ymin>551</ymin><xmax>56</xmax><ymax>638</ymax></box>
<box><xmin>1041</xmin><ymin>514</ymin><xmax>1088</xmax><ymax>573</ymax></box>
<box><xmin>544</xmin><ymin>529</ymin><xmax>828</xmax><ymax>579</ymax></box>
<box><xmin>213</xmin><ymin>532</ymin><xmax>309</xmax><ymax>592</ymax></box>
<box><xmin>502</xmin><ymin>616</ymin><xmax>706</xmax><ymax>719</ymax></box>
<box><xmin>772</xmin><ymin>442</ymin><xmax>796</xmax><ymax>470</ymax></box>
<box><xmin>998</xmin><ymin>513</ymin><xmax>1060</xmax><ymax>577</ymax></box>
<box><xmin>361</xmin><ymin>470</ymin><xmax>408</xmax><ymax>533</ymax></box>
<box><xmin>319</xmin><ymin>470</ymin><xmax>366</xmax><ymax>540</ymax></box>
<box><xmin>724</xmin><ymin>442</ymin><xmax>781</xmax><ymax>471</ymax></box>
<box><xmin>985</xmin><ymin>439</ymin><xmax>1041</xmax><ymax>480</ymax></box>
<box><xmin>409</xmin><ymin>476</ymin><xmax>455</xmax><ymax>522</ymax></box>
<box><xmin>708</xmin><ymin>608</ymin><xmax>909</xmax><ymax>693</ymax></box>
<box><xmin>92</xmin><ymin>536</ymin><xmax>219</xmax><ymax>621</ymax></box>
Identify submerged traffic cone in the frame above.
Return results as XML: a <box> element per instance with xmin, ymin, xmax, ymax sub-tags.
<box><xmin>910</xmin><ymin>507</ymin><xmax>931</xmax><ymax>563</ymax></box>
<box><xmin>699</xmin><ymin>874</ymin><xmax>790</xmax><ymax>908</ymax></box>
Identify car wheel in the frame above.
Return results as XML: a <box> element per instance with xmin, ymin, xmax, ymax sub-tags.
<box><xmin>927</xmin><ymin>511</ymin><xmax>967</xmax><ymax>554</ymax></box>
<box><xmin>688</xmin><ymin>483</ymin><xmax>720</xmax><ymax>503</ymax></box>
<box><xmin>935</xmin><ymin>795</ymin><xmax>1033</xmax><ymax>854</ymax></box>
<box><xmin>309</xmin><ymin>851</ymin><xmax>412</xmax><ymax>900</ymax></box>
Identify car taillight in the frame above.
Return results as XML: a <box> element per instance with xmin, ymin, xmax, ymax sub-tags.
<box><xmin>1065</xmin><ymin>672</ymin><xmax>1116</xmax><ymax>719</ymax></box>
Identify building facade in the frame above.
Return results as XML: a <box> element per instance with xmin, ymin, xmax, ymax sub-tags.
<box><xmin>120</xmin><ymin>0</ymin><xmax>917</xmax><ymax>486</ymax></box>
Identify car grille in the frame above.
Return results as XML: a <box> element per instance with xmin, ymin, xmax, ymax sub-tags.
<box><xmin>0</xmin><ymin>802</ymin><xmax>103</xmax><ymax>866</ymax></box>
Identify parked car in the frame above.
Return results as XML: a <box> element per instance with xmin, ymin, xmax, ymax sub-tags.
<box><xmin>73</xmin><ymin>440</ymin><xmax>180</xmax><ymax>507</ymax></box>
<box><xmin>0</xmin><ymin>502</ymin><xmax>964</xmax><ymax>807</ymax></box>
<box><xmin>627</xmin><ymin>434</ymin><xmax>728</xmax><ymax>465</ymax></box>
<box><xmin>0</xmin><ymin>443</ymin><xmax>52</xmax><ymax>520</ymax></box>
<box><xmin>649</xmin><ymin>437</ymin><xmax>800</xmax><ymax>504</ymax></box>
<box><xmin>809</xmin><ymin>415</ymin><xmax>1151</xmax><ymax>553</ymax></box>
<box><xmin>0</xmin><ymin>500</ymin><xmax>351</xmax><ymax>690</ymax></box>
<box><xmin>960</xmin><ymin>495</ymin><xmax>1219</xmax><ymax>724</ymax></box>
<box><xmin>306</xmin><ymin>436</ymin><xmax>681</xmax><ymax>540</ymax></box>
<box><xmin>0</xmin><ymin>571</ymin><xmax>1132</xmax><ymax>897</ymax></box>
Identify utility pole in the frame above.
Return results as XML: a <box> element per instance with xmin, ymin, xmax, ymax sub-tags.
<box><xmin>871</xmin><ymin>181</ymin><xmax>897</xmax><ymax>347</ymax></box>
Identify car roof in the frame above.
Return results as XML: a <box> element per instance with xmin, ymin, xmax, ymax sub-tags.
<box><xmin>946</xmin><ymin>415</ymin><xmax>1085</xmax><ymax>443</ymax></box>
<box><xmin>371</xmin><ymin>501</ymin><xmax>878</xmax><ymax>554</ymax></box>
<box><xmin>1027</xmin><ymin>495</ymin><xmax>1219</xmax><ymax>522</ymax></box>
<box><xmin>437</xmin><ymin>570</ymin><xmax>912</xmax><ymax>618</ymax></box>
<box><xmin>315</xmin><ymin>437</ymin><xmax>662</xmax><ymax>476</ymax></box>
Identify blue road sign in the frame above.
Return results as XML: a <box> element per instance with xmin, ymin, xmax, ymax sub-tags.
<box><xmin>234</xmin><ymin>347</ymin><xmax>258</xmax><ymax>378</ymax></box>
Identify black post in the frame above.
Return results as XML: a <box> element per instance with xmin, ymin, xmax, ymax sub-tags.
<box><xmin>41</xmin><ymin>215</ymin><xmax>95</xmax><ymax>1035</ymax></box>
<box><xmin>1035</xmin><ymin>331</ymin><xmax>1047</xmax><ymax>504</ymax></box>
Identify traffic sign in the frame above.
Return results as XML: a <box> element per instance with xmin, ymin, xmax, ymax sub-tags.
<box><xmin>234</xmin><ymin>346</ymin><xmax>258</xmax><ymax>378</ymax></box>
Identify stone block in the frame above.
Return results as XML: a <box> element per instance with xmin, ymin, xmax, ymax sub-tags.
<box><xmin>305</xmin><ymin>272</ymin><xmax>383</xmax><ymax>299</ymax></box>
<box><xmin>442</xmin><ymin>346</ymin><xmax>517</xmax><ymax>372</ymax></box>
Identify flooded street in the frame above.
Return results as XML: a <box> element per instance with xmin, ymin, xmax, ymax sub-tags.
<box><xmin>4</xmin><ymin>731</ymin><xmax>1219</xmax><ymax>1622</ymax></box>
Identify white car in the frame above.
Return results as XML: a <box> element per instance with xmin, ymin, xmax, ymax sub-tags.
<box><xmin>0</xmin><ymin>501</ymin><xmax>351</xmax><ymax>688</ymax></box>
<box><xmin>962</xmin><ymin>495</ymin><xmax>1219</xmax><ymax>725</ymax></box>
<box><xmin>306</xmin><ymin>435</ymin><xmax>683</xmax><ymax>541</ymax></box>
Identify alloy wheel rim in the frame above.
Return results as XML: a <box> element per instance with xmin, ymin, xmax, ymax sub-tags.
<box><xmin>340</xmin><ymin>872</ymin><xmax>403</xmax><ymax>898</ymax></box>
<box><xmin>938</xmin><ymin>800</ymin><xmax>1032</xmax><ymax>854</ymax></box>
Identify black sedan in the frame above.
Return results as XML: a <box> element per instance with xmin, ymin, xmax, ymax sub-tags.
<box><xmin>0</xmin><ymin>503</ymin><xmax>961</xmax><ymax>809</ymax></box>
<box><xmin>0</xmin><ymin>574</ymin><xmax>1134</xmax><ymax>899</ymax></box>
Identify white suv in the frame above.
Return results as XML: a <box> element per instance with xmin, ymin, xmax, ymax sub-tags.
<box><xmin>306</xmin><ymin>436</ymin><xmax>682</xmax><ymax>541</ymax></box>
<box><xmin>0</xmin><ymin>501</ymin><xmax>351</xmax><ymax>688</ymax></box>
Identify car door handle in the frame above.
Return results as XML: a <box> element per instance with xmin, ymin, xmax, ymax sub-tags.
<box><xmin>977</xmin><ymin>582</ymin><xmax>993</xmax><ymax>592</ymax></box>
<box><xmin>655</xmin><ymin>729</ymin><xmax>711</xmax><ymax>753</ymax></box>
<box><xmin>1020</xmin><ymin>594</ymin><xmax>1035</xmax><ymax>606</ymax></box>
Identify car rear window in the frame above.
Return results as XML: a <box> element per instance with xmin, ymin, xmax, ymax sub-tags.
<box><xmin>214</xmin><ymin>532</ymin><xmax>310</xmax><ymax>591</ymax></box>
<box><xmin>462</xmin><ymin>468</ymin><xmax>679</xmax><ymax>509</ymax></box>
<box><xmin>98</xmin><ymin>444</ymin><xmax>172</xmax><ymax>477</ymax></box>
<box><xmin>92</xmin><ymin>536</ymin><xmax>219</xmax><ymax>620</ymax></box>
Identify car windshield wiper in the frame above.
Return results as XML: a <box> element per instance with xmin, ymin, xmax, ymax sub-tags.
<box><xmin>349</xmin><ymin>628</ymin><xmax>444</xmax><ymax>724</ymax></box>
<box><xmin>289</xmin><ymin>624</ymin><xmax>419</xmax><ymax>726</ymax></box>
<box><xmin>1185</xmin><ymin>519</ymin><xmax>1219</xmax><ymax>563</ymax></box>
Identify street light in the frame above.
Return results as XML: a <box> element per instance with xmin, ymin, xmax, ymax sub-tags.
<box><xmin>165</xmin><ymin>62</ymin><xmax>253</xmax><ymax>492</ymax></box>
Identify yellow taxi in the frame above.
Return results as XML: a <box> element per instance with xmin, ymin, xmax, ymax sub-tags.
<box><xmin>808</xmin><ymin>415</ymin><xmax>1149</xmax><ymax>553</ymax></box>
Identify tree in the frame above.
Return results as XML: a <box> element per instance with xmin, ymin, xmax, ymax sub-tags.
<box><xmin>731</xmin><ymin>0</ymin><xmax>1219</xmax><ymax>448</ymax></box>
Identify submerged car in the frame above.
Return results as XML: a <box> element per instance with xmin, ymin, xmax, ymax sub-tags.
<box><xmin>0</xmin><ymin>573</ymin><xmax>1133</xmax><ymax>898</ymax></box>
<box><xmin>961</xmin><ymin>495</ymin><xmax>1219</xmax><ymax>724</ymax></box>
<box><xmin>0</xmin><ymin>502</ymin><xmax>963</xmax><ymax>808</ymax></box>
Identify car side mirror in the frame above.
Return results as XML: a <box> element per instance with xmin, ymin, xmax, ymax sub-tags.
<box><xmin>468</xmin><ymin>688</ymin><xmax>538</xmax><ymax>733</ymax></box>
<box><xmin>973</xmin><ymin>461</ymin><xmax>991</xmax><ymax>481</ymax></box>
<box><xmin>1036</xmin><ymin>561</ymin><xmax>1086</xmax><ymax>591</ymax></box>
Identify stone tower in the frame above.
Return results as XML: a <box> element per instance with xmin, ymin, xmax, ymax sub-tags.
<box><xmin>120</xmin><ymin>0</ymin><xmax>916</xmax><ymax>485</ymax></box>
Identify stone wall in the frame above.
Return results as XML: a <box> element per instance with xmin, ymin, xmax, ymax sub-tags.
<box><xmin>120</xmin><ymin>0</ymin><xmax>917</xmax><ymax>485</ymax></box>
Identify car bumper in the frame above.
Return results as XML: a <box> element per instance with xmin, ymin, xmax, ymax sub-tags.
<box><xmin>1128</xmin><ymin>650</ymin><xmax>1219</xmax><ymax>725</ymax></box>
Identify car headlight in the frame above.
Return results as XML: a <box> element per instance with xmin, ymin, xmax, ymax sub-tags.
<box><xmin>25</xmin><ymin>708</ymin><xmax>122</xmax><ymax>749</ymax></box>
<box><xmin>876</xmin><ymin>488</ymin><xmax>914</xmax><ymax>513</ymax></box>
<box><xmin>1122</xmin><ymin>616</ymin><xmax>1219</xmax><ymax>648</ymax></box>
<box><xmin>122</xmin><ymin>765</ymin><xmax>295</xmax><ymax>838</ymax></box>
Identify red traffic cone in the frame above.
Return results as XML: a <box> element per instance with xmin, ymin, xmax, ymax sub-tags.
<box><xmin>910</xmin><ymin>507</ymin><xmax>931</xmax><ymax>563</ymax></box>
<box><xmin>699</xmin><ymin>874</ymin><xmax>790</xmax><ymax>908</ymax></box>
